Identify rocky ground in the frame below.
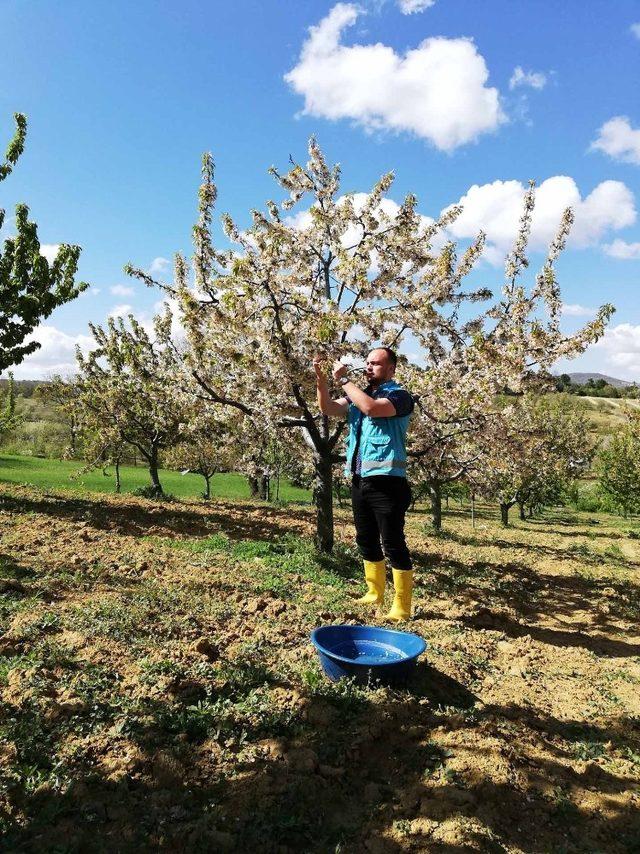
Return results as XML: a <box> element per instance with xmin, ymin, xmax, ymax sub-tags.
<box><xmin>1</xmin><ymin>482</ymin><xmax>639</xmax><ymax>852</ymax></box>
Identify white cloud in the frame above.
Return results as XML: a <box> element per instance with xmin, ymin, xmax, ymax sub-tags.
<box><xmin>110</xmin><ymin>284</ymin><xmax>134</xmax><ymax>296</ymax></box>
<box><xmin>509</xmin><ymin>66</ymin><xmax>547</xmax><ymax>91</ymax></box>
<box><xmin>1</xmin><ymin>326</ymin><xmax>96</xmax><ymax>381</ymax></box>
<box><xmin>40</xmin><ymin>244</ymin><xmax>60</xmax><ymax>264</ymax></box>
<box><xmin>444</xmin><ymin>176</ymin><xmax>636</xmax><ymax>263</ymax></box>
<box><xmin>147</xmin><ymin>256</ymin><xmax>170</xmax><ymax>275</ymax></box>
<box><xmin>284</xmin><ymin>3</ymin><xmax>505</xmax><ymax>151</ymax></box>
<box><xmin>561</xmin><ymin>303</ymin><xmax>596</xmax><ymax>317</ymax></box>
<box><xmin>398</xmin><ymin>0</ymin><xmax>435</xmax><ymax>13</ymax></box>
<box><xmin>591</xmin><ymin>116</ymin><xmax>640</xmax><ymax>165</ymax></box>
<box><xmin>555</xmin><ymin>323</ymin><xmax>640</xmax><ymax>383</ymax></box>
<box><xmin>591</xmin><ymin>323</ymin><xmax>640</xmax><ymax>380</ymax></box>
<box><xmin>108</xmin><ymin>304</ymin><xmax>133</xmax><ymax>318</ymax></box>
<box><xmin>603</xmin><ymin>238</ymin><xmax>640</xmax><ymax>259</ymax></box>
<box><xmin>630</xmin><ymin>23</ymin><xmax>640</xmax><ymax>40</ymax></box>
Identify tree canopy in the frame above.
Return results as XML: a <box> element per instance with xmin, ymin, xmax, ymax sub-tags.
<box><xmin>124</xmin><ymin>140</ymin><xmax>613</xmax><ymax>546</ymax></box>
<box><xmin>1</xmin><ymin>113</ymin><xmax>88</xmax><ymax>373</ymax></box>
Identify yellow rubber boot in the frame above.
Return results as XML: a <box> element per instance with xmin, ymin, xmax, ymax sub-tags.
<box><xmin>386</xmin><ymin>569</ymin><xmax>413</xmax><ymax>621</ymax></box>
<box><xmin>356</xmin><ymin>559</ymin><xmax>386</xmax><ymax>606</ymax></box>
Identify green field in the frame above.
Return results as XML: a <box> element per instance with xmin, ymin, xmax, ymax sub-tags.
<box><xmin>0</xmin><ymin>454</ymin><xmax>311</xmax><ymax>503</ymax></box>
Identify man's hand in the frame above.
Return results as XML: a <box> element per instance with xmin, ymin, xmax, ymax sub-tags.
<box><xmin>313</xmin><ymin>355</ymin><xmax>327</xmax><ymax>381</ymax></box>
<box><xmin>332</xmin><ymin>360</ymin><xmax>348</xmax><ymax>383</ymax></box>
<box><xmin>315</xmin><ymin>354</ymin><xmax>349</xmax><ymax>417</ymax></box>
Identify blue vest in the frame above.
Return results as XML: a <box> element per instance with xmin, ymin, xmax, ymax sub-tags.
<box><xmin>345</xmin><ymin>380</ymin><xmax>412</xmax><ymax>478</ymax></box>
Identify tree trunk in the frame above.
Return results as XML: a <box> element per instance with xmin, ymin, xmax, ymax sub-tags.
<box><xmin>518</xmin><ymin>501</ymin><xmax>526</xmax><ymax>521</ymax></box>
<box><xmin>248</xmin><ymin>476</ymin><xmax>260</xmax><ymax>498</ymax></box>
<box><xmin>260</xmin><ymin>474</ymin><xmax>270</xmax><ymax>502</ymax></box>
<box><xmin>203</xmin><ymin>473</ymin><xmax>211</xmax><ymax>500</ymax></box>
<box><xmin>70</xmin><ymin>415</ymin><xmax>77</xmax><ymax>456</ymax></box>
<box><xmin>313</xmin><ymin>453</ymin><xmax>334</xmax><ymax>553</ymax></box>
<box><xmin>115</xmin><ymin>460</ymin><xmax>121</xmax><ymax>494</ymax></box>
<box><xmin>500</xmin><ymin>502</ymin><xmax>511</xmax><ymax>527</ymax></box>
<box><xmin>429</xmin><ymin>482</ymin><xmax>442</xmax><ymax>531</ymax></box>
<box><xmin>148</xmin><ymin>447</ymin><xmax>163</xmax><ymax>496</ymax></box>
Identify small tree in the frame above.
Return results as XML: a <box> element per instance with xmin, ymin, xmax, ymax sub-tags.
<box><xmin>0</xmin><ymin>373</ymin><xmax>20</xmax><ymax>443</ymax></box>
<box><xmin>40</xmin><ymin>374</ymin><xmax>82</xmax><ymax>458</ymax></box>
<box><xmin>597</xmin><ymin>413</ymin><xmax>640</xmax><ymax>517</ymax></box>
<box><xmin>72</xmin><ymin>314</ymin><xmax>190</xmax><ymax>496</ymax></box>
<box><xmin>166</xmin><ymin>438</ymin><xmax>221</xmax><ymax>500</ymax></box>
<box><xmin>408</xmin><ymin>421</ymin><xmax>485</xmax><ymax>531</ymax></box>
<box><xmin>479</xmin><ymin>396</ymin><xmax>593</xmax><ymax>526</ymax></box>
<box><xmin>45</xmin><ymin>374</ymin><xmax>127</xmax><ymax>490</ymax></box>
<box><xmin>77</xmin><ymin>424</ymin><xmax>128</xmax><ymax>494</ymax></box>
<box><xmin>1</xmin><ymin>114</ymin><xmax>87</xmax><ymax>372</ymax></box>
<box><xmin>165</xmin><ymin>410</ymin><xmax>239</xmax><ymax>500</ymax></box>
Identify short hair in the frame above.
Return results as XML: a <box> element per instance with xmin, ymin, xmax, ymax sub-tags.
<box><xmin>371</xmin><ymin>346</ymin><xmax>397</xmax><ymax>367</ymax></box>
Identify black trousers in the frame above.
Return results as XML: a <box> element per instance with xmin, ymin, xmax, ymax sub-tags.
<box><xmin>351</xmin><ymin>475</ymin><xmax>412</xmax><ymax>571</ymax></box>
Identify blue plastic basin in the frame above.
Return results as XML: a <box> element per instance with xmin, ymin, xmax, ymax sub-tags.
<box><xmin>311</xmin><ymin>624</ymin><xmax>427</xmax><ymax>685</ymax></box>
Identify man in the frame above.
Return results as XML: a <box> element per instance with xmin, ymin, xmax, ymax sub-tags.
<box><xmin>314</xmin><ymin>348</ymin><xmax>415</xmax><ymax>620</ymax></box>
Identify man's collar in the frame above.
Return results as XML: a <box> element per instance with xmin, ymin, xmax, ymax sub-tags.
<box><xmin>369</xmin><ymin>379</ymin><xmax>400</xmax><ymax>396</ymax></box>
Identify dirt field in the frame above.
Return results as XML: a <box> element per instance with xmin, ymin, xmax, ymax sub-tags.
<box><xmin>1</xmin><ymin>483</ymin><xmax>639</xmax><ymax>852</ymax></box>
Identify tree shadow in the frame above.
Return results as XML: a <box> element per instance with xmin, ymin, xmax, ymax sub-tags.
<box><xmin>0</xmin><ymin>552</ymin><xmax>40</xmax><ymax>634</ymax></box>
<box><xmin>436</xmin><ymin>530</ymin><xmax>640</xmax><ymax>568</ymax></box>
<box><xmin>411</xmin><ymin>550</ymin><xmax>640</xmax><ymax>654</ymax></box>
<box><xmin>0</xmin><ymin>551</ymin><xmax>37</xmax><ymax>584</ymax></box>
<box><xmin>528</xmin><ymin>526</ymin><xmax>630</xmax><ymax>540</ymax></box>
<box><xmin>0</xmin><ymin>489</ymin><xmax>316</xmax><ymax>543</ymax></box>
<box><xmin>3</xmin><ymin>665</ymin><xmax>639</xmax><ymax>853</ymax></box>
<box><xmin>462</xmin><ymin>610</ymin><xmax>640</xmax><ymax>657</ymax></box>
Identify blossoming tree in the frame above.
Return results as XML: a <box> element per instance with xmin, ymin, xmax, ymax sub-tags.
<box><xmin>477</xmin><ymin>395</ymin><xmax>594</xmax><ymax>525</ymax></box>
<box><xmin>128</xmin><ymin>141</ymin><xmax>613</xmax><ymax>551</ymax></box>
<box><xmin>72</xmin><ymin>314</ymin><xmax>191</xmax><ymax>496</ymax></box>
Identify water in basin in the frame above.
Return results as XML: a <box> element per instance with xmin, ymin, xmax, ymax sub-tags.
<box><xmin>330</xmin><ymin>639</ymin><xmax>405</xmax><ymax>665</ymax></box>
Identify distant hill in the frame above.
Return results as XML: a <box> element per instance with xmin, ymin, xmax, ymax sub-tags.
<box><xmin>565</xmin><ymin>372</ymin><xmax>635</xmax><ymax>389</ymax></box>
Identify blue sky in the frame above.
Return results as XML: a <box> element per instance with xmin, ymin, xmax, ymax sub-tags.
<box><xmin>1</xmin><ymin>0</ymin><xmax>640</xmax><ymax>379</ymax></box>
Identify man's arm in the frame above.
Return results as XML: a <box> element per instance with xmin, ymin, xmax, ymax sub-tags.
<box><xmin>329</xmin><ymin>360</ymin><xmax>397</xmax><ymax>417</ymax></box>
<box><xmin>340</xmin><ymin>381</ymin><xmax>397</xmax><ymax>417</ymax></box>
<box><xmin>314</xmin><ymin>356</ymin><xmax>349</xmax><ymax>417</ymax></box>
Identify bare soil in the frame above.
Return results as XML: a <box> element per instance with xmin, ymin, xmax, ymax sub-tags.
<box><xmin>1</xmin><ymin>483</ymin><xmax>639</xmax><ymax>852</ymax></box>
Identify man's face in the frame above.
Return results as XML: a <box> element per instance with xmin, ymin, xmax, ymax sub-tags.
<box><xmin>365</xmin><ymin>349</ymin><xmax>395</xmax><ymax>386</ymax></box>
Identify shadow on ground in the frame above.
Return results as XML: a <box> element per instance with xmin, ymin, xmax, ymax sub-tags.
<box><xmin>2</xmin><ymin>661</ymin><xmax>639</xmax><ymax>853</ymax></box>
<box><xmin>411</xmin><ymin>545</ymin><xmax>640</xmax><ymax>656</ymax></box>
<box><xmin>0</xmin><ymin>489</ymin><xmax>317</xmax><ymax>543</ymax></box>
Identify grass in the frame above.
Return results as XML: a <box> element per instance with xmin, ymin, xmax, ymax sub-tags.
<box><xmin>162</xmin><ymin>531</ymin><xmax>362</xmax><ymax>611</ymax></box>
<box><xmin>0</xmin><ymin>453</ymin><xmax>311</xmax><ymax>503</ymax></box>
